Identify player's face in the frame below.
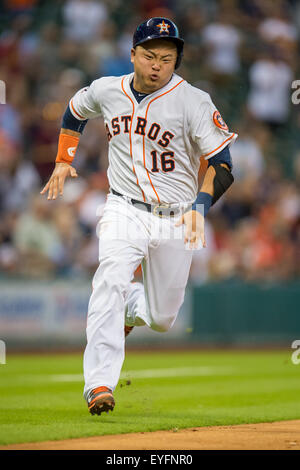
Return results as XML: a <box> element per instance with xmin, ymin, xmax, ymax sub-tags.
<box><xmin>131</xmin><ymin>39</ymin><xmax>177</xmax><ymax>94</ymax></box>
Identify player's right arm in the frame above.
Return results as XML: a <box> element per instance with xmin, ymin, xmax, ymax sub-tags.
<box><xmin>40</xmin><ymin>82</ymin><xmax>102</xmax><ymax>200</ymax></box>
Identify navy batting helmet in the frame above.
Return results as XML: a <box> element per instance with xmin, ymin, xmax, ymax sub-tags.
<box><xmin>133</xmin><ymin>17</ymin><xmax>184</xmax><ymax>69</ymax></box>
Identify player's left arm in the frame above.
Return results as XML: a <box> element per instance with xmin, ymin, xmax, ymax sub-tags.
<box><xmin>176</xmin><ymin>146</ymin><xmax>234</xmax><ymax>248</ymax></box>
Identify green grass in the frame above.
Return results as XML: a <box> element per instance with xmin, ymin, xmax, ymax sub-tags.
<box><xmin>0</xmin><ymin>350</ymin><xmax>300</xmax><ymax>445</ymax></box>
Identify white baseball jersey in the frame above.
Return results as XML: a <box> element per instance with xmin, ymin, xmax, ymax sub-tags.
<box><xmin>70</xmin><ymin>72</ymin><xmax>237</xmax><ymax>205</ymax></box>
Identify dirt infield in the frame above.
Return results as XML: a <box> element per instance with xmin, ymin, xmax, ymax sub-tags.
<box><xmin>1</xmin><ymin>420</ymin><xmax>300</xmax><ymax>450</ymax></box>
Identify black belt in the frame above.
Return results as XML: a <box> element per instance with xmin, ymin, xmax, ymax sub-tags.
<box><xmin>111</xmin><ymin>188</ymin><xmax>181</xmax><ymax>217</ymax></box>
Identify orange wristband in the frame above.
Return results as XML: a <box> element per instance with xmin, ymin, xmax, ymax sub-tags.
<box><xmin>55</xmin><ymin>133</ymin><xmax>80</xmax><ymax>164</ymax></box>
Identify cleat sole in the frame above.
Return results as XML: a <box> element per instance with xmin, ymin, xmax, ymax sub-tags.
<box><xmin>89</xmin><ymin>396</ymin><xmax>115</xmax><ymax>416</ymax></box>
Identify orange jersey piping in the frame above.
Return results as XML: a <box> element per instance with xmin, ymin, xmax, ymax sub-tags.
<box><xmin>70</xmin><ymin>99</ymin><xmax>85</xmax><ymax>120</ymax></box>
<box><xmin>202</xmin><ymin>133</ymin><xmax>237</xmax><ymax>158</ymax></box>
<box><xmin>143</xmin><ymin>79</ymin><xmax>185</xmax><ymax>203</ymax></box>
<box><xmin>121</xmin><ymin>77</ymin><xmax>146</xmax><ymax>202</ymax></box>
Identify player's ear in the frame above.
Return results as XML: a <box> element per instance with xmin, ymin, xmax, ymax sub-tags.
<box><xmin>130</xmin><ymin>48</ymin><xmax>136</xmax><ymax>64</ymax></box>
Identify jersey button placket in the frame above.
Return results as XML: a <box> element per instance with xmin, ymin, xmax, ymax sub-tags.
<box><xmin>131</xmin><ymin>107</ymin><xmax>150</xmax><ymax>200</ymax></box>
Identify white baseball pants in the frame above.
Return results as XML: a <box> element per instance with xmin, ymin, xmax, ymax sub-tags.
<box><xmin>83</xmin><ymin>194</ymin><xmax>193</xmax><ymax>397</ymax></box>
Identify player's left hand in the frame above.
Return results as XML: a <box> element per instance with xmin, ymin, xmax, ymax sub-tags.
<box><xmin>175</xmin><ymin>210</ymin><xmax>206</xmax><ymax>249</ymax></box>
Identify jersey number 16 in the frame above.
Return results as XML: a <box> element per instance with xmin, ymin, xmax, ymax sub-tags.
<box><xmin>150</xmin><ymin>150</ymin><xmax>175</xmax><ymax>173</ymax></box>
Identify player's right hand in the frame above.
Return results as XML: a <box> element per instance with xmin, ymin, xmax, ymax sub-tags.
<box><xmin>40</xmin><ymin>162</ymin><xmax>78</xmax><ymax>200</ymax></box>
<box><xmin>175</xmin><ymin>209</ymin><xmax>206</xmax><ymax>249</ymax></box>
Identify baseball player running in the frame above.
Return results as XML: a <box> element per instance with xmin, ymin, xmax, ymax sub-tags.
<box><xmin>41</xmin><ymin>17</ymin><xmax>237</xmax><ymax>416</ymax></box>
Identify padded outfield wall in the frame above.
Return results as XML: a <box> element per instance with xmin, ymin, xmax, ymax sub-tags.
<box><xmin>191</xmin><ymin>281</ymin><xmax>300</xmax><ymax>347</ymax></box>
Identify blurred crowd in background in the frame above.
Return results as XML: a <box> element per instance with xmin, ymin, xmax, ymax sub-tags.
<box><xmin>0</xmin><ymin>0</ymin><xmax>299</xmax><ymax>283</ymax></box>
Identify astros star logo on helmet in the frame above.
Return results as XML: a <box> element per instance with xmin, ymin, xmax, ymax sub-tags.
<box><xmin>156</xmin><ymin>20</ymin><xmax>170</xmax><ymax>34</ymax></box>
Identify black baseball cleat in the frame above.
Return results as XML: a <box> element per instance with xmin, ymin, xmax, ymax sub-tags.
<box><xmin>87</xmin><ymin>386</ymin><xmax>115</xmax><ymax>416</ymax></box>
<box><xmin>125</xmin><ymin>325</ymin><xmax>134</xmax><ymax>337</ymax></box>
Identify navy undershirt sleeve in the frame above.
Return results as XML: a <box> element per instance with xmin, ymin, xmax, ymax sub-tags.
<box><xmin>61</xmin><ymin>105</ymin><xmax>88</xmax><ymax>134</ymax></box>
<box><xmin>207</xmin><ymin>145</ymin><xmax>233</xmax><ymax>170</ymax></box>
